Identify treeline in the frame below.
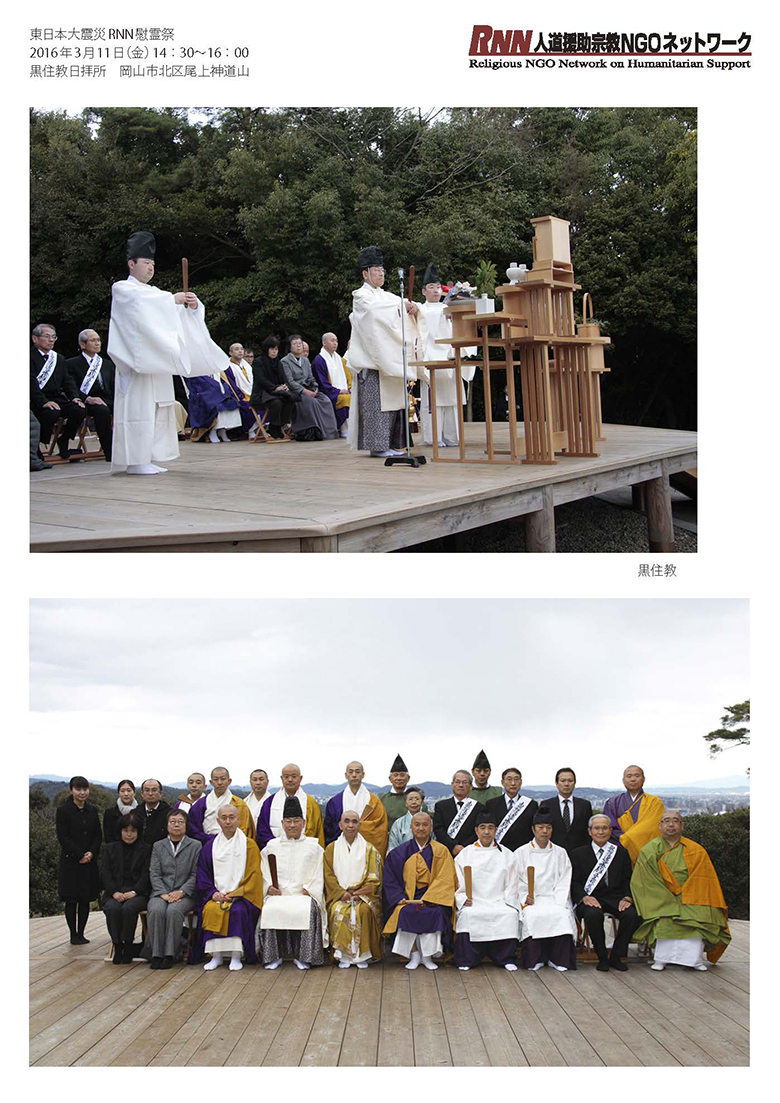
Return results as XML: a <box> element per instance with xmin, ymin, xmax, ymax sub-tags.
<box><xmin>30</xmin><ymin>786</ymin><xmax>746</xmax><ymax>920</ymax></box>
<box><xmin>30</xmin><ymin>106</ymin><xmax>696</xmax><ymax>430</ymax></box>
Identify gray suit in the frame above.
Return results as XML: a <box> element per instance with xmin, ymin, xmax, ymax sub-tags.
<box><xmin>147</xmin><ymin>835</ymin><xmax>201</xmax><ymax>958</ymax></box>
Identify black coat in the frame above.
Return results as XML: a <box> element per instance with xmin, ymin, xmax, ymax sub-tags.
<box><xmin>65</xmin><ymin>352</ymin><xmax>115</xmax><ymax>406</ymax></box>
<box><xmin>250</xmin><ymin>354</ymin><xmax>294</xmax><ymax>406</ymax></box>
<box><xmin>484</xmin><ymin>794</ymin><xmax>539</xmax><ymax>851</ymax></box>
<box><xmin>30</xmin><ymin>348</ymin><xmax>78</xmax><ymax>414</ymax></box>
<box><xmin>537</xmin><ymin>795</ymin><xmax>593</xmax><ymax>854</ymax></box>
<box><xmin>56</xmin><ymin>798</ymin><xmax>102</xmax><ymax>901</ymax></box>
<box><xmin>138</xmin><ymin>801</ymin><xmax>172</xmax><ymax>847</ymax></box>
<box><xmin>432</xmin><ymin>796</ymin><xmax>482</xmax><ymax>852</ymax></box>
<box><xmin>569</xmin><ymin>842</ymin><xmax>634</xmax><ymax>911</ymax></box>
<box><xmin>100</xmin><ymin>840</ymin><xmax>152</xmax><ymax>900</ymax></box>
<box><xmin>102</xmin><ymin>802</ymin><xmax>140</xmax><ymax>845</ymax></box>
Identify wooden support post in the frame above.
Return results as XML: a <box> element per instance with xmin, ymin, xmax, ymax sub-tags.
<box><xmin>525</xmin><ymin>486</ymin><xmax>556</xmax><ymax>552</ymax></box>
<box><xmin>644</xmin><ymin>463</ymin><xmax>676</xmax><ymax>552</ymax></box>
<box><xmin>631</xmin><ymin>484</ymin><xmax>646</xmax><ymax>512</ymax></box>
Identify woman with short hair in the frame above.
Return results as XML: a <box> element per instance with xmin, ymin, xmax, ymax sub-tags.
<box><xmin>100</xmin><ymin>813</ymin><xmax>152</xmax><ymax>964</ymax></box>
<box><xmin>281</xmin><ymin>334</ymin><xmax>339</xmax><ymax>441</ymax></box>
<box><xmin>55</xmin><ymin>776</ymin><xmax>102</xmax><ymax>945</ymax></box>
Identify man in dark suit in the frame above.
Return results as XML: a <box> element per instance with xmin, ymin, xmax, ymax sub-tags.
<box><xmin>570</xmin><ymin>813</ymin><xmax>640</xmax><ymax>972</ymax></box>
<box><xmin>138</xmin><ymin>779</ymin><xmax>172</xmax><ymax>847</ymax></box>
<box><xmin>30</xmin><ymin>323</ymin><xmax>87</xmax><ymax>459</ymax></box>
<box><xmin>433</xmin><ymin>770</ymin><xmax>481</xmax><ymax>855</ymax></box>
<box><xmin>485</xmin><ymin>767</ymin><xmax>538</xmax><ymax>851</ymax></box>
<box><xmin>538</xmin><ymin>767</ymin><xmax>593</xmax><ymax>854</ymax></box>
<box><xmin>65</xmin><ymin>329</ymin><xmax>115</xmax><ymax>461</ymax></box>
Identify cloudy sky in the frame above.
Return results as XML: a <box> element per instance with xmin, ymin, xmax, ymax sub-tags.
<box><xmin>28</xmin><ymin>599</ymin><xmax>748</xmax><ymax>790</ymax></box>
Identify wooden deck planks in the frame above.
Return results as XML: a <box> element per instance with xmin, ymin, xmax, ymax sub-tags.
<box><xmin>376</xmin><ymin>964</ymin><xmax>414</xmax><ymax>1066</ymax></box>
<box><xmin>261</xmin><ymin>965</ymin><xmax>331</xmax><ymax>1066</ymax></box>
<box><xmin>455</xmin><ymin>967</ymin><xmax>526</xmax><ymax>1066</ymax></box>
<box><xmin>301</xmin><ymin>966</ymin><xmax>355</xmax><ymax>1066</ymax></box>
<box><xmin>338</xmin><ymin>962</ymin><xmax>383</xmax><ymax>1066</ymax></box>
<box><xmin>486</xmin><ymin>967</ymin><xmax>567</xmax><ymax>1066</ymax></box>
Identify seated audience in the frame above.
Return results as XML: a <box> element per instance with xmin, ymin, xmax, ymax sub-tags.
<box><xmin>324</xmin><ymin>760</ymin><xmax>388</xmax><ymax>855</ymax></box>
<box><xmin>485</xmin><ymin>768</ymin><xmax>538</xmax><ymax>851</ymax></box>
<box><xmin>258</xmin><ymin>797</ymin><xmax>328</xmax><ymax>970</ymax></box>
<box><xmin>515</xmin><ymin>812</ymin><xmax>577</xmax><ymax>972</ymax></box>
<box><xmin>56</xmin><ymin>775</ymin><xmax>101</xmax><ymax>945</ymax></box>
<box><xmin>538</xmin><ymin>767</ymin><xmax>593</xmax><ymax>854</ymax></box>
<box><xmin>103</xmin><ymin>779</ymin><xmax>139</xmax><ymax>844</ymax></box>
<box><xmin>631</xmin><ymin>810</ymin><xmax>731</xmax><ymax>971</ymax></box>
<box><xmin>190</xmin><ymin>805</ymin><xmax>263</xmax><ymax>970</ymax></box>
<box><xmin>570</xmin><ymin>814</ymin><xmax>639</xmax><ymax>972</ymax></box>
<box><xmin>433</xmin><ymin>770</ymin><xmax>481</xmax><ymax>855</ymax></box>
<box><xmin>138</xmin><ymin>779</ymin><xmax>171</xmax><ymax>847</ymax></box>
<box><xmin>249</xmin><ymin>336</ymin><xmax>296</xmax><ymax>438</ymax></box>
<box><xmin>603</xmin><ymin>764</ymin><xmax>665</xmax><ymax>864</ymax></box>
<box><xmin>387</xmin><ymin>788</ymin><xmax>425</xmax><ymax>851</ymax></box>
<box><xmin>256</xmin><ymin>763</ymin><xmax>324</xmax><ymax>849</ymax></box>
<box><xmin>100</xmin><ymin>813</ymin><xmax>152</xmax><ymax>964</ymax></box>
<box><xmin>30</xmin><ymin>323</ymin><xmax>87</xmax><ymax>461</ymax></box>
<box><xmin>65</xmin><ymin>328</ymin><xmax>115</xmax><ymax>461</ymax></box>
<box><xmin>311</xmin><ymin>332</ymin><xmax>352</xmax><ymax>437</ymax></box>
<box><xmin>382</xmin><ymin>811</ymin><xmax>457</xmax><ymax>971</ymax></box>
<box><xmin>188</xmin><ymin>766</ymin><xmax>255</xmax><ymax>841</ymax></box>
<box><xmin>281</xmin><ymin>334</ymin><xmax>339</xmax><ymax>441</ymax></box>
<box><xmin>186</xmin><ymin>372</ymin><xmax>241</xmax><ymax>443</ymax></box>
<box><xmin>324</xmin><ymin>810</ymin><xmax>383</xmax><ymax>968</ymax></box>
<box><xmin>453</xmin><ymin>809</ymin><xmax>520</xmax><ymax>971</ymax></box>
<box><xmin>222</xmin><ymin>342</ymin><xmax>257</xmax><ymax>439</ymax></box>
<box><xmin>147</xmin><ymin>808</ymin><xmax>202</xmax><ymax>969</ymax></box>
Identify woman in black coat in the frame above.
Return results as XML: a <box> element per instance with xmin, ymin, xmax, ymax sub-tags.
<box><xmin>102</xmin><ymin>779</ymin><xmax>139</xmax><ymax>844</ymax></box>
<box><xmin>55</xmin><ymin>775</ymin><xmax>102</xmax><ymax>944</ymax></box>
<box><xmin>100</xmin><ymin>813</ymin><xmax>152</xmax><ymax>964</ymax></box>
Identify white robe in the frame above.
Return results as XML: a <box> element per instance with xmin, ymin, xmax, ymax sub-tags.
<box><xmin>266</xmin><ymin>787</ymin><xmax>310</xmax><ymax>839</ymax></box>
<box><xmin>228</xmin><ymin>358</ymin><xmax>253</xmax><ymax>397</ymax></box>
<box><xmin>260</xmin><ymin>835</ymin><xmax>328</xmax><ymax>943</ymax></box>
<box><xmin>515</xmin><ymin>840</ymin><xmax>577</xmax><ymax>941</ymax></box>
<box><xmin>245</xmin><ymin>790</ymin><xmax>271</xmax><ymax>829</ymax></box>
<box><xmin>417</xmin><ymin>299</ymin><xmax>477</xmax><ymax>444</ymax></box>
<box><xmin>108</xmin><ymin>276</ymin><xmax>226</xmax><ymax>471</ymax></box>
<box><xmin>454</xmin><ymin>842</ymin><xmax>520</xmax><ymax>942</ymax></box>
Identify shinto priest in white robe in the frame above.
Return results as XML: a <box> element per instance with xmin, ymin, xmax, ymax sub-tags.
<box><xmin>259</xmin><ymin>834</ymin><xmax>329</xmax><ymax>944</ymax></box>
<box><xmin>515</xmin><ymin>839</ymin><xmax>577</xmax><ymax>941</ymax></box>
<box><xmin>417</xmin><ymin>297</ymin><xmax>476</xmax><ymax>445</ymax></box>
<box><xmin>454</xmin><ymin>840</ymin><xmax>519</xmax><ymax>942</ymax></box>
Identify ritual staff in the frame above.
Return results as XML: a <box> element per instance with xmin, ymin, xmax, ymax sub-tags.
<box><xmin>515</xmin><ymin>812</ymin><xmax>577</xmax><ymax>971</ymax></box>
<box><xmin>347</xmin><ymin>245</ymin><xmax>426</xmax><ymax>458</ymax></box>
<box><xmin>382</xmin><ymin>811</ymin><xmax>457</xmax><ymax>971</ymax></box>
<box><xmin>147</xmin><ymin>808</ymin><xmax>201</xmax><ymax>969</ymax></box>
<box><xmin>64</xmin><ymin>329</ymin><xmax>115</xmax><ymax>461</ymax></box>
<box><xmin>188</xmin><ymin>766</ymin><xmax>255</xmax><ymax>841</ymax></box>
<box><xmin>256</xmin><ymin>763</ymin><xmax>325</xmax><ymax>849</ymax></box>
<box><xmin>172</xmin><ymin>772</ymin><xmax>207</xmax><ymax>837</ymax></box>
<box><xmin>453</xmin><ymin>810</ymin><xmax>520</xmax><ymax>971</ymax></box>
<box><xmin>538</xmin><ymin>767</ymin><xmax>593</xmax><ymax>854</ymax></box>
<box><xmin>387</xmin><ymin>788</ymin><xmax>426</xmax><ymax>851</ymax></box>
<box><xmin>30</xmin><ymin>324</ymin><xmax>86</xmax><ymax>461</ymax></box>
<box><xmin>378</xmin><ymin>754</ymin><xmax>412</xmax><ymax>827</ymax></box>
<box><xmin>324</xmin><ymin>810</ymin><xmax>383</xmax><ymax>968</ymax></box>
<box><xmin>433</xmin><ymin>770</ymin><xmax>481</xmax><ymax>856</ymax></box>
<box><xmin>245</xmin><ymin>769</ymin><xmax>272</xmax><ymax>831</ymax></box>
<box><xmin>469</xmin><ymin>750</ymin><xmax>503</xmax><ymax>804</ymax></box>
<box><xmin>100</xmin><ymin>813</ymin><xmax>152</xmax><ymax>964</ymax></box>
<box><xmin>311</xmin><ymin>332</ymin><xmax>352</xmax><ymax>437</ymax></box>
<box><xmin>56</xmin><ymin>776</ymin><xmax>102</xmax><ymax>945</ymax></box>
<box><xmin>324</xmin><ymin>760</ymin><xmax>388</xmax><ymax>855</ymax></box>
<box><xmin>416</xmin><ymin>263</ymin><xmax>476</xmax><ymax>447</ymax></box>
<box><xmin>258</xmin><ymin>797</ymin><xmax>328</xmax><ymax>970</ymax></box>
<box><xmin>107</xmin><ymin>231</ymin><xmax>227</xmax><ymax>475</ymax></box>
<box><xmin>138</xmin><ymin>779</ymin><xmax>172</xmax><ymax>847</ymax></box>
<box><xmin>570</xmin><ymin>814</ymin><xmax>639</xmax><ymax>972</ymax></box>
<box><xmin>102</xmin><ymin>779</ymin><xmax>139</xmax><ymax>844</ymax></box>
<box><xmin>602</xmin><ymin>765</ymin><xmax>665</xmax><ymax>864</ymax></box>
<box><xmin>630</xmin><ymin>810</ymin><xmax>730</xmax><ymax>971</ymax></box>
<box><xmin>485</xmin><ymin>768</ymin><xmax>538</xmax><ymax>851</ymax></box>
<box><xmin>189</xmin><ymin>805</ymin><xmax>262</xmax><ymax>970</ymax></box>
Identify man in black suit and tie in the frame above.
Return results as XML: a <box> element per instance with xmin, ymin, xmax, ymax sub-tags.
<box><xmin>485</xmin><ymin>768</ymin><xmax>538</xmax><ymax>851</ymax></box>
<box><xmin>65</xmin><ymin>329</ymin><xmax>115</xmax><ymax>461</ymax></box>
<box><xmin>30</xmin><ymin>323</ymin><xmax>87</xmax><ymax>459</ymax></box>
<box><xmin>433</xmin><ymin>771</ymin><xmax>481</xmax><ymax>855</ymax></box>
<box><xmin>570</xmin><ymin>813</ymin><xmax>640</xmax><ymax>972</ymax></box>
<box><xmin>538</xmin><ymin>767</ymin><xmax>593</xmax><ymax>854</ymax></box>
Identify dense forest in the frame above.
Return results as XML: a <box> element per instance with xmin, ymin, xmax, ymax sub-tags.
<box><xmin>30</xmin><ymin>106</ymin><xmax>696</xmax><ymax>429</ymax></box>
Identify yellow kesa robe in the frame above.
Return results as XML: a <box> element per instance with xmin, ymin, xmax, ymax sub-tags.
<box><xmin>230</xmin><ymin>796</ymin><xmax>256</xmax><ymax>841</ymax></box>
<box><xmin>304</xmin><ymin>796</ymin><xmax>326</xmax><ymax>847</ymax></box>
<box><xmin>618</xmin><ymin>792</ymin><xmax>665</xmax><ymax>864</ymax></box>
<box><xmin>201</xmin><ymin>835</ymin><xmax>263</xmax><ymax>937</ymax></box>
<box><xmin>324</xmin><ymin>839</ymin><xmax>383</xmax><ymax>960</ymax></box>
<box><xmin>382</xmin><ymin>840</ymin><xmax>457</xmax><ymax>936</ymax></box>
<box><xmin>359</xmin><ymin>792</ymin><xmax>388</xmax><ymax>856</ymax></box>
<box><xmin>335</xmin><ymin>360</ymin><xmax>353</xmax><ymax>411</ymax></box>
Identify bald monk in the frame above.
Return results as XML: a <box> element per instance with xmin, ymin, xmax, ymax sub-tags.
<box><xmin>324</xmin><ymin>809</ymin><xmax>383</xmax><ymax>968</ymax></box>
<box><xmin>256</xmin><ymin>763</ymin><xmax>325</xmax><ymax>849</ymax></box>
<box><xmin>324</xmin><ymin>760</ymin><xmax>388</xmax><ymax>855</ymax></box>
<box><xmin>602</xmin><ymin>764</ymin><xmax>665</xmax><ymax>863</ymax></box>
<box><xmin>187</xmin><ymin>766</ymin><xmax>255</xmax><ymax>843</ymax></box>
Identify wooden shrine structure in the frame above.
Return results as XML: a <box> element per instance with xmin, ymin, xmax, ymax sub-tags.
<box><xmin>413</xmin><ymin>216</ymin><xmax>611</xmax><ymax>466</ymax></box>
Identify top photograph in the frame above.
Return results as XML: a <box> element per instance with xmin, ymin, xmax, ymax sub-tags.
<box><xmin>29</xmin><ymin>106</ymin><xmax>696</xmax><ymax>554</ymax></box>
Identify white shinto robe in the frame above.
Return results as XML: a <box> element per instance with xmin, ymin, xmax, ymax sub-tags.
<box><xmin>455</xmin><ymin>842</ymin><xmax>520</xmax><ymax>942</ymax></box>
<box><xmin>245</xmin><ymin>790</ymin><xmax>271</xmax><ymax>829</ymax></box>
<box><xmin>260</xmin><ymin>834</ymin><xmax>328</xmax><ymax>943</ymax></box>
<box><xmin>515</xmin><ymin>840</ymin><xmax>577</xmax><ymax>941</ymax></box>
<box><xmin>108</xmin><ymin>276</ymin><xmax>227</xmax><ymax>471</ymax></box>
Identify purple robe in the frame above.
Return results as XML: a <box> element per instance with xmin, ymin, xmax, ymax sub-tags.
<box><xmin>223</xmin><ymin>366</ymin><xmax>256</xmax><ymax>434</ymax></box>
<box><xmin>323</xmin><ymin>791</ymin><xmax>344</xmax><ymax>846</ymax></box>
<box><xmin>310</xmin><ymin>353</ymin><xmax>348</xmax><ymax>428</ymax></box>
<box><xmin>183</xmin><ymin>795</ymin><xmax>211</xmax><ymax>844</ymax></box>
<box><xmin>186</xmin><ymin>374</ymin><xmax>239</xmax><ymax>428</ymax></box>
<box><xmin>187</xmin><ymin>836</ymin><xmax>260</xmax><ymax>964</ymax></box>
<box><xmin>382</xmin><ymin>838</ymin><xmax>452</xmax><ymax>942</ymax></box>
<box><xmin>602</xmin><ymin>789</ymin><xmax>644</xmax><ymax>844</ymax></box>
<box><xmin>255</xmin><ymin>795</ymin><xmax>282</xmax><ymax>849</ymax></box>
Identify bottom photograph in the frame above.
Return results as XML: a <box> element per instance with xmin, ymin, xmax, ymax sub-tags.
<box><xmin>28</xmin><ymin>598</ymin><xmax>749</xmax><ymax>1068</ymax></box>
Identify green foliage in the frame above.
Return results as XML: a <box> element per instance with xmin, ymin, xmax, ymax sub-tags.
<box><xmin>682</xmin><ymin>809</ymin><xmax>750</xmax><ymax>920</ymax></box>
<box><xmin>704</xmin><ymin>700</ymin><xmax>750</xmax><ymax>760</ymax></box>
<box><xmin>30</xmin><ymin>106</ymin><xmax>697</xmax><ymax>429</ymax></box>
<box><xmin>473</xmin><ymin>260</ymin><xmax>498</xmax><ymax>298</ymax></box>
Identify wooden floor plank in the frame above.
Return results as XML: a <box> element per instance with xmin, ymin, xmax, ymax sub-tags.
<box><xmin>486</xmin><ymin>968</ymin><xmax>567</xmax><ymax>1066</ymax></box>
<box><xmin>262</xmin><ymin>966</ymin><xmax>330</xmax><ymax>1066</ymax></box>
<box><xmin>511</xmin><ymin>969</ymin><xmax>602</xmax><ymax>1066</ymax></box>
<box><xmin>376</xmin><ymin>965</ymin><xmax>414</xmax><ymax>1066</ymax></box>
<box><xmin>537</xmin><ymin>968</ymin><xmax>642</xmax><ymax>1066</ymax></box>
<box><xmin>338</xmin><ymin>962</ymin><xmax>383</xmax><ymax>1066</ymax></box>
<box><xmin>301</xmin><ymin>967</ymin><xmax>355</xmax><ymax>1066</ymax></box>
<box><xmin>149</xmin><ymin>969</ymin><xmax>253</xmax><ymax>1066</ymax></box>
<box><xmin>455</xmin><ymin>968</ymin><xmax>525</xmax><ymax>1066</ymax></box>
<box><xmin>185</xmin><ymin>967</ymin><xmax>283</xmax><ymax>1066</ymax></box>
<box><xmin>225</xmin><ymin>966</ymin><xmax>306</xmax><ymax>1066</ymax></box>
<box><xmin>407</xmin><ymin>968</ymin><xmax>452</xmax><ymax>1066</ymax></box>
<box><xmin>109</xmin><ymin>969</ymin><xmax>212</xmax><ymax>1066</ymax></box>
<box><xmin>30</xmin><ymin>961</ymin><xmax>125</xmax><ymax>1027</ymax></box>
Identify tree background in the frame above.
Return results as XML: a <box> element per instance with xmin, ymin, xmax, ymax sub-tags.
<box><xmin>30</xmin><ymin>106</ymin><xmax>696</xmax><ymax>430</ymax></box>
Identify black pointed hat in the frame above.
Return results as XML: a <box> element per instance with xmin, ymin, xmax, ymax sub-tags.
<box><xmin>472</xmin><ymin>749</ymin><xmax>490</xmax><ymax>770</ymax></box>
<box><xmin>358</xmin><ymin>245</ymin><xmax>384</xmax><ymax>272</ymax></box>
<box><xmin>422</xmin><ymin>262</ymin><xmax>441</xmax><ymax>287</ymax></box>
<box><xmin>476</xmin><ymin>809</ymin><xmax>497</xmax><ymax>826</ymax></box>
<box><xmin>390</xmin><ymin>753</ymin><xmax>408</xmax><ymax>773</ymax></box>
<box><xmin>126</xmin><ymin>231</ymin><xmax>156</xmax><ymax>260</ymax></box>
<box><xmin>533</xmin><ymin>810</ymin><xmax>553</xmax><ymax>825</ymax></box>
<box><xmin>282</xmin><ymin>796</ymin><xmax>303</xmax><ymax>819</ymax></box>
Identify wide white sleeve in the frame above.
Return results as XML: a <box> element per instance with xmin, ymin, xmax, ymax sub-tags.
<box><xmin>108</xmin><ymin>280</ymin><xmax>186</xmax><ymax>375</ymax></box>
<box><xmin>453</xmin><ymin>850</ymin><xmax>469</xmax><ymax>910</ymax></box>
<box><xmin>177</xmin><ymin>300</ymin><xmax>230</xmax><ymax>377</ymax></box>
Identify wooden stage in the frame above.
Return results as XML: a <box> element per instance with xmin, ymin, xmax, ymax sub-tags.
<box><xmin>30</xmin><ymin>915</ymin><xmax>747</xmax><ymax>1067</ymax></box>
<box><xmin>30</xmin><ymin>422</ymin><xmax>697</xmax><ymax>553</ymax></box>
